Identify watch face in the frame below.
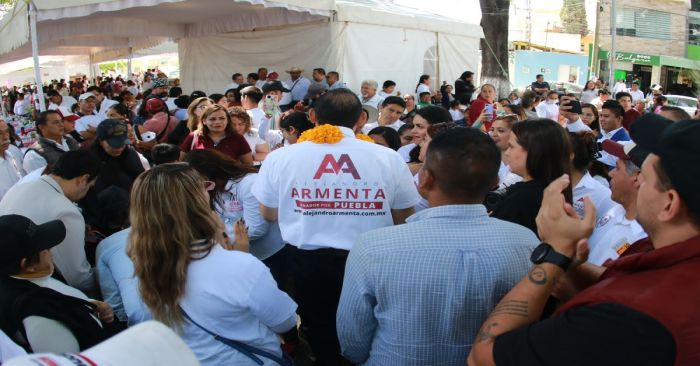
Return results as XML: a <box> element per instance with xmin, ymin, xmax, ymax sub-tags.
<box><xmin>531</xmin><ymin>243</ymin><xmax>551</xmax><ymax>263</ymax></box>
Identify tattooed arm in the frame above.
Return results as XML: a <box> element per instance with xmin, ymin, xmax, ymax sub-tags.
<box><xmin>468</xmin><ymin>176</ymin><xmax>596</xmax><ymax>366</ymax></box>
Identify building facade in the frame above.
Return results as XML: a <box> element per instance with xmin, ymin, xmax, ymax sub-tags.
<box><xmin>595</xmin><ymin>0</ymin><xmax>700</xmax><ymax>95</ymax></box>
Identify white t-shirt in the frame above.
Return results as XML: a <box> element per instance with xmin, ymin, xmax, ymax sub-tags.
<box><xmin>538</xmin><ymin>101</ymin><xmax>559</xmax><ymax>121</ymax></box>
<box><xmin>415</xmin><ymin>83</ymin><xmax>431</xmax><ymax>101</ymax></box>
<box><xmin>449</xmin><ymin>109</ymin><xmax>464</xmax><ymax>122</ymax></box>
<box><xmin>243</xmin><ymin>130</ymin><xmax>265</xmax><ymax>156</ymax></box>
<box><xmin>398</xmin><ymin>143</ymin><xmax>416</xmax><ymax>163</ymax></box>
<box><xmin>246</xmin><ymin>107</ymin><xmax>267</xmax><ymax>130</ymax></box>
<box><xmin>587</xmin><ymin>204</ymin><xmax>647</xmax><ymax>266</ymax></box>
<box><xmin>361</xmin><ymin>119</ymin><xmax>405</xmax><ymax>134</ymax></box>
<box><xmin>75</xmin><ymin>114</ymin><xmax>102</xmax><ymax>133</ymax></box>
<box><xmin>573</xmin><ymin>172</ymin><xmax>616</xmax><ymax>223</ymax></box>
<box><xmin>629</xmin><ymin>90</ymin><xmax>645</xmax><ymax>102</ymax></box>
<box><xmin>224</xmin><ymin>82</ymin><xmax>239</xmax><ymax>93</ymax></box>
<box><xmin>180</xmin><ymin>245</ymin><xmax>297</xmax><ymax>366</ymax></box>
<box><xmin>361</xmin><ymin>94</ymin><xmax>384</xmax><ymax>110</ymax></box>
<box><xmin>497</xmin><ymin>162</ymin><xmax>522</xmax><ymax>190</ymax></box>
<box><xmin>48</xmin><ymin>95</ymin><xmax>77</xmax><ymax>111</ymax></box>
<box><xmin>0</xmin><ymin>150</ymin><xmax>25</xmax><ymax>201</ymax></box>
<box><xmin>565</xmin><ymin>118</ymin><xmax>592</xmax><ymax>133</ymax></box>
<box><xmin>252</xmin><ymin>126</ymin><xmax>421</xmax><ymax>250</ymax></box>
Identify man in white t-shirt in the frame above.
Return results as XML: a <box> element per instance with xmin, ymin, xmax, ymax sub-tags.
<box><xmin>361</xmin><ymin>96</ymin><xmax>406</xmax><ymax>134</ymax></box>
<box><xmin>46</xmin><ymin>90</ymin><xmax>78</xmax><ymax>111</ymax></box>
<box><xmin>587</xmin><ymin>132</ymin><xmax>656</xmax><ymax>265</ymax></box>
<box><xmin>252</xmin><ymin>89</ymin><xmax>420</xmax><ymax>365</ymax></box>
<box><xmin>360</xmin><ymin>80</ymin><xmax>384</xmax><ymax>109</ymax></box>
<box><xmin>86</xmin><ymin>86</ymin><xmax>117</xmax><ymax>115</ymax></box>
<box><xmin>240</xmin><ymin>86</ymin><xmax>266</xmax><ymax>130</ymax></box>
<box><xmin>613</xmin><ymin>79</ymin><xmax>628</xmax><ymax>96</ymax></box>
<box><xmin>628</xmin><ymin>82</ymin><xmax>645</xmax><ymax>102</ymax></box>
<box><xmin>377</xmin><ymin>80</ymin><xmax>397</xmax><ymax>99</ymax></box>
<box><xmin>74</xmin><ymin>93</ymin><xmax>102</xmax><ymax>134</ymax></box>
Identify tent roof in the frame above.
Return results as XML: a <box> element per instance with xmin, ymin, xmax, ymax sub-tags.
<box><xmin>0</xmin><ymin>0</ymin><xmax>482</xmax><ymax>64</ymax></box>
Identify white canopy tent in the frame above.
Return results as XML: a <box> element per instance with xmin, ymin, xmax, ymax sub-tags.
<box><xmin>0</xmin><ymin>0</ymin><xmax>483</xmax><ymax>109</ymax></box>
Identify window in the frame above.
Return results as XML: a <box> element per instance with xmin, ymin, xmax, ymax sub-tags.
<box><xmin>615</xmin><ymin>7</ymin><xmax>672</xmax><ymax>40</ymax></box>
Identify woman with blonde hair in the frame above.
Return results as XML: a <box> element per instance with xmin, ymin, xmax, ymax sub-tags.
<box><xmin>179</xmin><ymin>105</ymin><xmax>253</xmax><ymax>166</ymax></box>
<box><xmin>128</xmin><ymin>163</ymin><xmax>298</xmax><ymax>366</ymax></box>
<box><xmin>186</xmin><ymin>97</ymin><xmax>214</xmax><ymax>132</ymax></box>
<box><xmin>228</xmin><ymin>107</ymin><xmax>269</xmax><ymax>164</ymax></box>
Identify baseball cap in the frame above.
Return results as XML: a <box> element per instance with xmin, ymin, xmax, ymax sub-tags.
<box><xmin>79</xmin><ymin>92</ymin><xmax>97</xmax><ymax>102</ymax></box>
<box><xmin>262</xmin><ymin>80</ymin><xmax>290</xmax><ymax>94</ymax></box>
<box><xmin>304</xmin><ymin>83</ymin><xmax>327</xmax><ymax>100</ymax></box>
<box><xmin>55</xmin><ymin>106</ymin><xmax>79</xmax><ymax>122</ymax></box>
<box><xmin>601</xmin><ymin>140</ymin><xmax>647</xmax><ymax>168</ymax></box>
<box><xmin>0</xmin><ymin>215</ymin><xmax>66</xmax><ymax>275</ymax></box>
<box><xmin>632</xmin><ymin>116</ymin><xmax>700</xmax><ymax>216</ymax></box>
<box><xmin>267</xmin><ymin>71</ymin><xmax>279</xmax><ymax>80</ymax></box>
<box><xmin>96</xmin><ymin>119</ymin><xmax>130</xmax><ymax>148</ymax></box>
<box><xmin>145</xmin><ymin>97</ymin><xmax>166</xmax><ymax>114</ymax></box>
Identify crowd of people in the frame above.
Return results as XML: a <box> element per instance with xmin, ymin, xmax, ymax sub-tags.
<box><xmin>0</xmin><ymin>64</ymin><xmax>699</xmax><ymax>366</ymax></box>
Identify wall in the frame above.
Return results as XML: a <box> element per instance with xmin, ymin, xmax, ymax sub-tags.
<box><xmin>513</xmin><ymin>51</ymin><xmax>589</xmax><ymax>87</ymax></box>
<box><xmin>597</xmin><ymin>0</ymin><xmax>688</xmax><ymax>58</ymax></box>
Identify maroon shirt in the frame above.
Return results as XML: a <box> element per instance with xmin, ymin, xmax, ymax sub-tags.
<box><xmin>180</xmin><ymin>131</ymin><xmax>251</xmax><ymax>160</ymax></box>
<box><xmin>556</xmin><ymin>235</ymin><xmax>700</xmax><ymax>365</ymax></box>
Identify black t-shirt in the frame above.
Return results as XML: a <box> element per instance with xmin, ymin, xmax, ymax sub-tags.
<box><xmin>531</xmin><ymin>81</ymin><xmax>550</xmax><ymax>94</ymax></box>
<box><xmin>492</xmin><ymin>180</ymin><xmax>548</xmax><ymax>236</ymax></box>
<box><xmin>493</xmin><ymin>303</ymin><xmax>675</xmax><ymax>366</ymax></box>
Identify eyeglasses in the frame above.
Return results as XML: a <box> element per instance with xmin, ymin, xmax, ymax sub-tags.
<box><xmin>203</xmin><ymin>180</ymin><xmax>216</xmax><ymax>191</ymax></box>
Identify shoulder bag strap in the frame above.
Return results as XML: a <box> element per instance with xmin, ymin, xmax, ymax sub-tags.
<box><xmin>155</xmin><ymin>115</ymin><xmax>173</xmax><ymax>142</ymax></box>
<box><xmin>179</xmin><ymin>307</ymin><xmax>291</xmax><ymax>366</ymax></box>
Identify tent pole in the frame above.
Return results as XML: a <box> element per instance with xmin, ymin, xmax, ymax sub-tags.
<box><xmin>127</xmin><ymin>46</ymin><xmax>133</xmax><ymax>79</ymax></box>
<box><xmin>29</xmin><ymin>1</ymin><xmax>46</xmax><ymax>112</ymax></box>
<box><xmin>435</xmin><ymin>32</ymin><xmax>441</xmax><ymax>91</ymax></box>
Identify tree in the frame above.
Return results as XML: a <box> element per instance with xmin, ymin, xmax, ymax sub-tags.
<box><xmin>479</xmin><ymin>0</ymin><xmax>511</xmax><ymax>99</ymax></box>
<box><xmin>560</xmin><ymin>0</ymin><xmax>589</xmax><ymax>36</ymax></box>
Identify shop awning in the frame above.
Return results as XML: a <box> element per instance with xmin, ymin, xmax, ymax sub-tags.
<box><xmin>659</xmin><ymin>55</ymin><xmax>700</xmax><ymax>70</ymax></box>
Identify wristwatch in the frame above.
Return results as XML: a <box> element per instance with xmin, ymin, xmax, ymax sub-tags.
<box><xmin>530</xmin><ymin>243</ymin><xmax>572</xmax><ymax>271</ymax></box>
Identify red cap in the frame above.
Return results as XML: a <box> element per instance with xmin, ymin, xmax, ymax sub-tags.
<box><xmin>55</xmin><ymin>106</ymin><xmax>79</xmax><ymax>122</ymax></box>
<box><xmin>145</xmin><ymin>98</ymin><xmax>166</xmax><ymax>114</ymax></box>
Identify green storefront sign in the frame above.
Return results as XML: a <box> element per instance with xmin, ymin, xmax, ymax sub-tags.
<box><xmin>598</xmin><ymin>50</ymin><xmax>661</xmax><ymax>66</ymax></box>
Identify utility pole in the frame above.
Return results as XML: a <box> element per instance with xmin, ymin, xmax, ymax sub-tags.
<box><xmin>608</xmin><ymin>0</ymin><xmax>617</xmax><ymax>85</ymax></box>
<box><xmin>526</xmin><ymin>0</ymin><xmax>532</xmax><ymax>47</ymax></box>
<box><xmin>591</xmin><ymin>0</ymin><xmax>601</xmax><ymax>79</ymax></box>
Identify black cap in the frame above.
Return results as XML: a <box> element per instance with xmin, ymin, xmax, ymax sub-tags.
<box><xmin>261</xmin><ymin>80</ymin><xmax>290</xmax><ymax>94</ymax></box>
<box><xmin>633</xmin><ymin>117</ymin><xmax>700</xmax><ymax>216</ymax></box>
<box><xmin>97</xmin><ymin>119</ymin><xmax>130</xmax><ymax>148</ymax></box>
<box><xmin>0</xmin><ymin>215</ymin><xmax>66</xmax><ymax>275</ymax></box>
<box><xmin>304</xmin><ymin>82</ymin><xmax>327</xmax><ymax>100</ymax></box>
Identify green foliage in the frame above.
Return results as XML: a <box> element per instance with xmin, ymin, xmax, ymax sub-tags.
<box><xmin>560</xmin><ymin>0</ymin><xmax>589</xmax><ymax>36</ymax></box>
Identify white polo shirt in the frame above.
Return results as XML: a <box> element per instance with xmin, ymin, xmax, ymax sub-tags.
<box><xmin>0</xmin><ymin>150</ymin><xmax>24</xmax><ymax>200</ymax></box>
<box><xmin>361</xmin><ymin>119</ymin><xmax>405</xmax><ymax>134</ymax></box>
<box><xmin>252</xmin><ymin>126</ymin><xmax>420</xmax><ymax>251</ymax></box>
<box><xmin>587</xmin><ymin>204</ymin><xmax>647</xmax><ymax>266</ymax></box>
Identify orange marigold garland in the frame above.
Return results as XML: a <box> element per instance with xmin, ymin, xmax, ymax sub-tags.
<box><xmin>297</xmin><ymin>124</ymin><xmax>344</xmax><ymax>144</ymax></box>
<box><xmin>355</xmin><ymin>133</ymin><xmax>374</xmax><ymax>142</ymax></box>
<box><xmin>297</xmin><ymin>125</ymin><xmax>374</xmax><ymax>144</ymax></box>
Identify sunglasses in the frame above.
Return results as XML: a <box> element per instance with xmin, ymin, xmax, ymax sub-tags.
<box><xmin>203</xmin><ymin>180</ymin><xmax>216</xmax><ymax>191</ymax></box>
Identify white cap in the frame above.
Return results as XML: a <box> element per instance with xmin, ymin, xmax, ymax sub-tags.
<box><xmin>4</xmin><ymin>321</ymin><xmax>200</xmax><ymax>366</ymax></box>
<box><xmin>79</xmin><ymin>92</ymin><xmax>97</xmax><ymax>101</ymax></box>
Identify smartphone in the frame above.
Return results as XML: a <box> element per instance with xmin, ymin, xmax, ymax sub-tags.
<box><xmin>568</xmin><ymin>100</ymin><xmax>582</xmax><ymax>114</ymax></box>
<box><xmin>483</xmin><ymin>104</ymin><xmax>494</xmax><ymax>115</ymax></box>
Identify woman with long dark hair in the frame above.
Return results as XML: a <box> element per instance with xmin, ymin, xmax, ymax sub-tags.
<box><xmin>128</xmin><ymin>163</ymin><xmax>298</xmax><ymax>366</ymax></box>
<box><xmin>491</xmin><ymin>119</ymin><xmax>573</xmax><ymax>235</ymax></box>
<box><xmin>580</xmin><ymin>80</ymin><xmax>599</xmax><ymax>104</ymax></box>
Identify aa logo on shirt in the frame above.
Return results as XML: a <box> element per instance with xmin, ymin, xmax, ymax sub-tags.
<box><xmin>313</xmin><ymin>154</ymin><xmax>361</xmax><ymax>179</ymax></box>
